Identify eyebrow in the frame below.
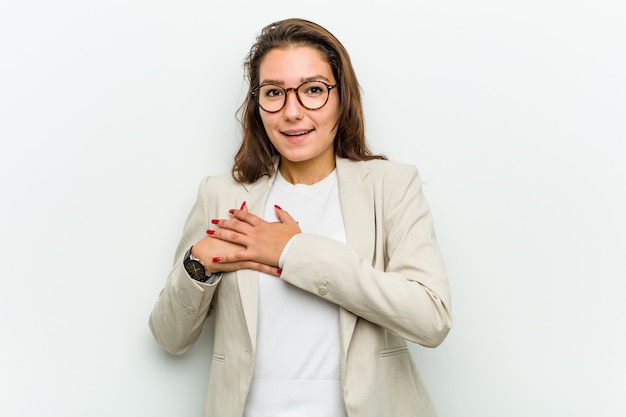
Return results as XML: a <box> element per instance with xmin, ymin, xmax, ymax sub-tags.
<box><xmin>259</xmin><ymin>75</ymin><xmax>332</xmax><ymax>86</ymax></box>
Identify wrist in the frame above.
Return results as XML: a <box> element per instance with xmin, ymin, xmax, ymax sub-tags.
<box><xmin>184</xmin><ymin>246</ymin><xmax>221</xmax><ymax>283</ymax></box>
<box><xmin>278</xmin><ymin>235</ymin><xmax>298</xmax><ymax>268</ymax></box>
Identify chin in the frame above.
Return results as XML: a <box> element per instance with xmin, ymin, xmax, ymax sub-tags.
<box><xmin>274</xmin><ymin>147</ymin><xmax>308</xmax><ymax>162</ymax></box>
<box><xmin>279</xmin><ymin>154</ymin><xmax>310</xmax><ymax>164</ymax></box>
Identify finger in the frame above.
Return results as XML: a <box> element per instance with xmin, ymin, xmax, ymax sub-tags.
<box><xmin>212</xmin><ymin>250</ymin><xmax>261</xmax><ymax>265</ymax></box>
<box><xmin>242</xmin><ymin>261</ymin><xmax>282</xmax><ymax>277</ymax></box>
<box><xmin>212</xmin><ymin>252</ymin><xmax>281</xmax><ymax>276</ymax></box>
<box><xmin>212</xmin><ymin>215</ymin><xmax>256</xmax><ymax>234</ymax></box>
<box><xmin>208</xmin><ymin>227</ymin><xmax>251</xmax><ymax>247</ymax></box>
<box><xmin>247</xmin><ymin>262</ymin><xmax>282</xmax><ymax>276</ymax></box>
<box><xmin>212</xmin><ymin>260</ymin><xmax>281</xmax><ymax>277</ymax></box>
<box><xmin>230</xmin><ymin>207</ymin><xmax>263</xmax><ymax>226</ymax></box>
<box><xmin>274</xmin><ymin>205</ymin><xmax>297</xmax><ymax>224</ymax></box>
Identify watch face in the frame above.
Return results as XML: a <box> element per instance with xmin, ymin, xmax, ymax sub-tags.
<box><xmin>184</xmin><ymin>259</ymin><xmax>206</xmax><ymax>281</ymax></box>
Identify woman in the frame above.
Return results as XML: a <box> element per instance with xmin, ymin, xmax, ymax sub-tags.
<box><xmin>149</xmin><ymin>18</ymin><xmax>452</xmax><ymax>417</ymax></box>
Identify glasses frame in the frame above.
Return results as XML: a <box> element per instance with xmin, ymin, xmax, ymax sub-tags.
<box><xmin>251</xmin><ymin>80</ymin><xmax>339</xmax><ymax>113</ymax></box>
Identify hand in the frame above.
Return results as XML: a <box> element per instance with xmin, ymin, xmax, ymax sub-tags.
<box><xmin>208</xmin><ymin>203</ymin><xmax>301</xmax><ymax>269</ymax></box>
<box><xmin>192</xmin><ymin>234</ymin><xmax>281</xmax><ymax>277</ymax></box>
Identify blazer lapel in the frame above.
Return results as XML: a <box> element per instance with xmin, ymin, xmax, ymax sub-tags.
<box><xmin>335</xmin><ymin>157</ymin><xmax>375</xmax><ymax>355</ymax></box>
<box><xmin>236</xmin><ymin>172</ymin><xmax>275</xmax><ymax>352</ymax></box>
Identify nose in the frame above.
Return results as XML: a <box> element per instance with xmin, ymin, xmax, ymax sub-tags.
<box><xmin>282</xmin><ymin>88</ymin><xmax>304</xmax><ymax>120</ymax></box>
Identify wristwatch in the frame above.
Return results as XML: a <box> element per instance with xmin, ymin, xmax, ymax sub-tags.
<box><xmin>183</xmin><ymin>246</ymin><xmax>220</xmax><ymax>283</ymax></box>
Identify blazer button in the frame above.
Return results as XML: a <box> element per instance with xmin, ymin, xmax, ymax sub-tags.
<box><xmin>318</xmin><ymin>286</ymin><xmax>327</xmax><ymax>296</ymax></box>
<box><xmin>182</xmin><ymin>303</ymin><xmax>196</xmax><ymax>314</ymax></box>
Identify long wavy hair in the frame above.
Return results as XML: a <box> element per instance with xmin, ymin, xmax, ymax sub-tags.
<box><xmin>232</xmin><ymin>18</ymin><xmax>386</xmax><ymax>183</ymax></box>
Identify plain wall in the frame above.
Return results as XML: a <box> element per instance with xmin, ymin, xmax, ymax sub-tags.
<box><xmin>1</xmin><ymin>0</ymin><xmax>625</xmax><ymax>416</ymax></box>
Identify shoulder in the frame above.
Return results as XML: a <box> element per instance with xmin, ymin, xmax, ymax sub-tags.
<box><xmin>338</xmin><ymin>158</ymin><xmax>419</xmax><ymax>184</ymax></box>
<box><xmin>195</xmin><ymin>173</ymin><xmax>247</xmax><ymax>199</ymax></box>
<box><xmin>201</xmin><ymin>172</ymin><xmax>241</xmax><ymax>187</ymax></box>
<box><xmin>362</xmin><ymin>159</ymin><xmax>418</xmax><ymax>177</ymax></box>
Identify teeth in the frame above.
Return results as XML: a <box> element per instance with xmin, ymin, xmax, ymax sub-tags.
<box><xmin>284</xmin><ymin>129</ymin><xmax>312</xmax><ymax>136</ymax></box>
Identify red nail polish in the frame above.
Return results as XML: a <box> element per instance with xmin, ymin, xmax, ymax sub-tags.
<box><xmin>212</xmin><ymin>256</ymin><xmax>221</xmax><ymax>262</ymax></box>
<box><xmin>211</xmin><ymin>219</ymin><xmax>219</xmax><ymax>224</ymax></box>
<box><xmin>240</xmin><ymin>201</ymin><xmax>247</xmax><ymax>210</ymax></box>
<box><xmin>274</xmin><ymin>204</ymin><xmax>282</xmax><ymax>210</ymax></box>
<box><xmin>207</xmin><ymin>230</ymin><xmax>215</xmax><ymax>235</ymax></box>
<box><xmin>277</xmin><ymin>269</ymin><xmax>282</xmax><ymax>275</ymax></box>
<box><xmin>229</xmin><ymin>209</ymin><xmax>235</xmax><ymax>214</ymax></box>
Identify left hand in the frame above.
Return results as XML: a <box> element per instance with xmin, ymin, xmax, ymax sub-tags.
<box><xmin>208</xmin><ymin>204</ymin><xmax>301</xmax><ymax>267</ymax></box>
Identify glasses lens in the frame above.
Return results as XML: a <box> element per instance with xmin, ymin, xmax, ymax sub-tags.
<box><xmin>256</xmin><ymin>81</ymin><xmax>331</xmax><ymax>112</ymax></box>
<box><xmin>297</xmin><ymin>81</ymin><xmax>329</xmax><ymax>110</ymax></box>
<box><xmin>257</xmin><ymin>85</ymin><xmax>286</xmax><ymax>112</ymax></box>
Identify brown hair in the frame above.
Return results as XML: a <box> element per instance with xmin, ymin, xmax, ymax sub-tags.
<box><xmin>232</xmin><ymin>18</ymin><xmax>386</xmax><ymax>183</ymax></box>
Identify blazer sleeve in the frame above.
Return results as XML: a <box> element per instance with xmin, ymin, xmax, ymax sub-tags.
<box><xmin>148</xmin><ymin>177</ymin><xmax>219</xmax><ymax>355</ymax></box>
<box><xmin>279</xmin><ymin>164</ymin><xmax>452</xmax><ymax>348</ymax></box>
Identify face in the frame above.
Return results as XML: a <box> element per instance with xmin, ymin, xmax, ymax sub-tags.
<box><xmin>258</xmin><ymin>46</ymin><xmax>340</xmax><ymax>172</ymax></box>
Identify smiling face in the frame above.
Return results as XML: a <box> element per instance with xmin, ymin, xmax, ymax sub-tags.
<box><xmin>258</xmin><ymin>46</ymin><xmax>340</xmax><ymax>182</ymax></box>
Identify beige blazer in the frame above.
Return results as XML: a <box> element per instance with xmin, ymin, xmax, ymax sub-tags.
<box><xmin>149</xmin><ymin>157</ymin><xmax>452</xmax><ymax>417</ymax></box>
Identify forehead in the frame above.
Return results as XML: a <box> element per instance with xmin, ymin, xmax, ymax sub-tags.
<box><xmin>259</xmin><ymin>46</ymin><xmax>334</xmax><ymax>83</ymax></box>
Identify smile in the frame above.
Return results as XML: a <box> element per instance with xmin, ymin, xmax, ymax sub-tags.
<box><xmin>282</xmin><ymin>128</ymin><xmax>314</xmax><ymax>137</ymax></box>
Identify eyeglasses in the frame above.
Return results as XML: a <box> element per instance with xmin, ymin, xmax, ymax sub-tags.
<box><xmin>251</xmin><ymin>80</ymin><xmax>339</xmax><ymax>113</ymax></box>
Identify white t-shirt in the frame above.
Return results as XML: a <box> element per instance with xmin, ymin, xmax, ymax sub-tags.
<box><xmin>244</xmin><ymin>170</ymin><xmax>348</xmax><ymax>417</ymax></box>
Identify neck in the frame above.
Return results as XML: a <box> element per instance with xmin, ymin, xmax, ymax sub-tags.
<box><xmin>278</xmin><ymin>157</ymin><xmax>336</xmax><ymax>185</ymax></box>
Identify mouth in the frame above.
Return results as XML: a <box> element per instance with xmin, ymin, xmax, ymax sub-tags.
<box><xmin>282</xmin><ymin>128</ymin><xmax>315</xmax><ymax>137</ymax></box>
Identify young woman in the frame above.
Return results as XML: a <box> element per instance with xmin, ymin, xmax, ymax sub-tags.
<box><xmin>149</xmin><ymin>18</ymin><xmax>452</xmax><ymax>417</ymax></box>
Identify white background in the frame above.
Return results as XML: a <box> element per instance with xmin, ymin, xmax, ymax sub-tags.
<box><xmin>1</xmin><ymin>1</ymin><xmax>625</xmax><ymax>416</ymax></box>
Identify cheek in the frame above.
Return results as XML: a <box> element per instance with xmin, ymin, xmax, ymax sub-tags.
<box><xmin>324</xmin><ymin>102</ymin><xmax>341</xmax><ymax>130</ymax></box>
<box><xmin>325</xmin><ymin>113</ymin><xmax>340</xmax><ymax>133</ymax></box>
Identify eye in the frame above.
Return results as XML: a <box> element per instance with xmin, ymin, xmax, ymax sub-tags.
<box><xmin>303</xmin><ymin>83</ymin><xmax>325</xmax><ymax>96</ymax></box>
<box><xmin>261</xmin><ymin>85</ymin><xmax>285</xmax><ymax>99</ymax></box>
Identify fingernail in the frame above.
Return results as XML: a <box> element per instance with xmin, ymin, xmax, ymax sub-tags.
<box><xmin>229</xmin><ymin>209</ymin><xmax>235</xmax><ymax>214</ymax></box>
<box><xmin>274</xmin><ymin>204</ymin><xmax>282</xmax><ymax>210</ymax></box>
<box><xmin>212</xmin><ymin>256</ymin><xmax>221</xmax><ymax>262</ymax></box>
<box><xmin>277</xmin><ymin>269</ymin><xmax>282</xmax><ymax>275</ymax></box>
<box><xmin>211</xmin><ymin>219</ymin><xmax>219</xmax><ymax>224</ymax></box>
<box><xmin>240</xmin><ymin>201</ymin><xmax>247</xmax><ymax>210</ymax></box>
<box><xmin>207</xmin><ymin>230</ymin><xmax>215</xmax><ymax>235</ymax></box>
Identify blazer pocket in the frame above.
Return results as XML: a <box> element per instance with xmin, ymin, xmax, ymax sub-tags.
<box><xmin>379</xmin><ymin>346</ymin><xmax>409</xmax><ymax>357</ymax></box>
<box><xmin>212</xmin><ymin>353</ymin><xmax>225</xmax><ymax>363</ymax></box>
